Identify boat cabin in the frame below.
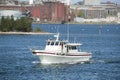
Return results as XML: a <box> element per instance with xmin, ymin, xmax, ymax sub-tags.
<box><xmin>45</xmin><ymin>39</ymin><xmax>81</xmax><ymax>54</ymax></box>
<box><xmin>66</xmin><ymin>43</ymin><xmax>81</xmax><ymax>53</ymax></box>
<box><xmin>44</xmin><ymin>33</ymin><xmax>82</xmax><ymax>54</ymax></box>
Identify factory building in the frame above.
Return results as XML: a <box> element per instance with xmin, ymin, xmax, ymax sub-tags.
<box><xmin>0</xmin><ymin>0</ymin><xmax>71</xmax><ymax>22</ymax></box>
<box><xmin>0</xmin><ymin>10</ymin><xmax>24</xmax><ymax>20</ymax></box>
<box><xmin>71</xmin><ymin>1</ymin><xmax>118</xmax><ymax>20</ymax></box>
<box><xmin>0</xmin><ymin>0</ymin><xmax>19</xmax><ymax>5</ymax></box>
<box><xmin>29</xmin><ymin>2</ymin><xmax>68</xmax><ymax>22</ymax></box>
<box><xmin>27</xmin><ymin>0</ymin><xmax>71</xmax><ymax>22</ymax></box>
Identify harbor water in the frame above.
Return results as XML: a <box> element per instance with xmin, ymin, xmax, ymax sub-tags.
<box><xmin>0</xmin><ymin>24</ymin><xmax>120</xmax><ymax>80</ymax></box>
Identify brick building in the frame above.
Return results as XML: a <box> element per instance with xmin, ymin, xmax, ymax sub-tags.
<box><xmin>29</xmin><ymin>2</ymin><xmax>68</xmax><ymax>22</ymax></box>
<box><xmin>0</xmin><ymin>1</ymin><xmax>71</xmax><ymax>22</ymax></box>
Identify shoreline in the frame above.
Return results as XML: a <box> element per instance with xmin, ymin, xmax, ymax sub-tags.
<box><xmin>32</xmin><ymin>21</ymin><xmax>119</xmax><ymax>25</ymax></box>
<box><xmin>0</xmin><ymin>32</ymin><xmax>53</xmax><ymax>35</ymax></box>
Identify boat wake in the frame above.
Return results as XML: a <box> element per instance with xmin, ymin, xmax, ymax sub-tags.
<box><xmin>104</xmin><ymin>59</ymin><xmax>120</xmax><ymax>64</ymax></box>
<box><xmin>32</xmin><ymin>61</ymin><xmax>41</xmax><ymax>64</ymax></box>
<box><xmin>32</xmin><ymin>60</ymin><xmax>92</xmax><ymax>65</ymax></box>
<box><xmin>91</xmin><ymin>58</ymin><xmax>120</xmax><ymax>64</ymax></box>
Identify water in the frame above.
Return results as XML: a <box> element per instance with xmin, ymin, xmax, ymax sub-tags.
<box><xmin>0</xmin><ymin>24</ymin><xmax>120</xmax><ymax>80</ymax></box>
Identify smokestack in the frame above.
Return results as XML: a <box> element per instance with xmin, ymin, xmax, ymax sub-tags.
<box><xmin>29</xmin><ymin>0</ymin><xmax>33</xmax><ymax>5</ymax></box>
<box><xmin>66</xmin><ymin>0</ymin><xmax>70</xmax><ymax>5</ymax></box>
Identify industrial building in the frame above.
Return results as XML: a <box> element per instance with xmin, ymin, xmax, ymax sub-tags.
<box><xmin>0</xmin><ymin>10</ymin><xmax>24</xmax><ymax>20</ymax></box>
<box><xmin>0</xmin><ymin>0</ymin><xmax>19</xmax><ymax>5</ymax></box>
<box><xmin>28</xmin><ymin>0</ymin><xmax>71</xmax><ymax>22</ymax></box>
<box><xmin>71</xmin><ymin>0</ymin><xmax>118</xmax><ymax>21</ymax></box>
<box><xmin>0</xmin><ymin>0</ymin><xmax>71</xmax><ymax>22</ymax></box>
<box><xmin>29</xmin><ymin>1</ymin><xmax>69</xmax><ymax>22</ymax></box>
<box><xmin>0</xmin><ymin>0</ymin><xmax>119</xmax><ymax>23</ymax></box>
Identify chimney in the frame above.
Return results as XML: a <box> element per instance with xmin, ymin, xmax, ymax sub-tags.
<box><xmin>29</xmin><ymin>0</ymin><xmax>33</xmax><ymax>5</ymax></box>
<box><xmin>66</xmin><ymin>0</ymin><xmax>70</xmax><ymax>5</ymax></box>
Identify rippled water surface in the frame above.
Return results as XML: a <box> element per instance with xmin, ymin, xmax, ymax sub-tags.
<box><xmin>0</xmin><ymin>24</ymin><xmax>120</xmax><ymax>80</ymax></box>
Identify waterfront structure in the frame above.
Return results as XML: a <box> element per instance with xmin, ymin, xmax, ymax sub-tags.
<box><xmin>29</xmin><ymin>1</ymin><xmax>69</xmax><ymax>22</ymax></box>
<box><xmin>0</xmin><ymin>5</ymin><xmax>28</xmax><ymax>20</ymax></box>
<box><xmin>29</xmin><ymin>0</ymin><xmax>34</xmax><ymax>5</ymax></box>
<box><xmin>84</xmin><ymin>0</ymin><xmax>100</xmax><ymax>5</ymax></box>
<box><xmin>0</xmin><ymin>0</ymin><xmax>19</xmax><ymax>5</ymax></box>
<box><xmin>0</xmin><ymin>0</ymin><xmax>119</xmax><ymax>23</ymax></box>
<box><xmin>71</xmin><ymin>1</ymin><xmax>118</xmax><ymax>23</ymax></box>
<box><xmin>27</xmin><ymin>0</ymin><xmax>71</xmax><ymax>22</ymax></box>
<box><xmin>66</xmin><ymin>0</ymin><xmax>70</xmax><ymax>5</ymax></box>
<box><xmin>117</xmin><ymin>12</ymin><xmax>120</xmax><ymax>23</ymax></box>
<box><xmin>0</xmin><ymin>1</ymin><xmax>70</xmax><ymax>22</ymax></box>
<box><xmin>0</xmin><ymin>10</ymin><xmax>24</xmax><ymax>20</ymax></box>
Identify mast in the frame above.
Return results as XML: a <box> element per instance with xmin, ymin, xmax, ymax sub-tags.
<box><xmin>66</xmin><ymin>0</ymin><xmax>70</xmax><ymax>41</ymax></box>
<box><xmin>67</xmin><ymin>16</ymin><xmax>70</xmax><ymax>41</ymax></box>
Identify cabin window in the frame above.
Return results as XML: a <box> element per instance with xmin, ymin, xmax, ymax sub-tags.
<box><xmin>51</xmin><ymin>42</ymin><xmax>54</xmax><ymax>45</ymax></box>
<box><xmin>69</xmin><ymin>46</ymin><xmax>77</xmax><ymax>50</ymax></box>
<box><xmin>55</xmin><ymin>42</ymin><xmax>59</xmax><ymax>45</ymax></box>
<box><xmin>47</xmin><ymin>42</ymin><xmax>50</xmax><ymax>45</ymax></box>
<box><xmin>72</xmin><ymin>46</ymin><xmax>77</xmax><ymax>50</ymax></box>
<box><xmin>69</xmin><ymin>46</ymin><xmax>71</xmax><ymax>50</ymax></box>
<box><xmin>60</xmin><ymin>42</ymin><xmax>62</xmax><ymax>45</ymax></box>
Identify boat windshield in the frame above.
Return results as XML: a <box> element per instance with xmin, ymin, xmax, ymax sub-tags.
<box><xmin>47</xmin><ymin>41</ymin><xmax>60</xmax><ymax>46</ymax></box>
<box><xmin>69</xmin><ymin>46</ymin><xmax>77</xmax><ymax>50</ymax></box>
<box><xmin>47</xmin><ymin>41</ymin><xmax>66</xmax><ymax>46</ymax></box>
<box><xmin>47</xmin><ymin>41</ymin><xmax>50</xmax><ymax>45</ymax></box>
<box><xmin>51</xmin><ymin>42</ymin><xmax>54</xmax><ymax>45</ymax></box>
<box><xmin>55</xmin><ymin>42</ymin><xmax>59</xmax><ymax>45</ymax></box>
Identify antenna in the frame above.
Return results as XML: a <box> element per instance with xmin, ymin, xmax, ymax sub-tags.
<box><xmin>67</xmin><ymin>16</ymin><xmax>70</xmax><ymax>41</ymax></box>
<box><xmin>67</xmin><ymin>22</ymin><xmax>69</xmax><ymax>41</ymax></box>
<box><xmin>54</xmin><ymin>33</ymin><xmax>59</xmax><ymax>41</ymax></box>
<box><xmin>66</xmin><ymin>1</ymin><xmax>70</xmax><ymax>41</ymax></box>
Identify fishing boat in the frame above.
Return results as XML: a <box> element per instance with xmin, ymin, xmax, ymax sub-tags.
<box><xmin>31</xmin><ymin>33</ymin><xmax>92</xmax><ymax>64</ymax></box>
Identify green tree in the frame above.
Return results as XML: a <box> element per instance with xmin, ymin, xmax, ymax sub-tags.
<box><xmin>78</xmin><ymin>11</ymin><xmax>85</xmax><ymax>18</ymax></box>
<box><xmin>10</xmin><ymin>15</ymin><xmax>15</xmax><ymax>31</ymax></box>
<box><xmin>35</xmin><ymin>26</ymin><xmax>41</xmax><ymax>32</ymax></box>
<box><xmin>1</xmin><ymin>16</ymin><xmax>11</xmax><ymax>32</ymax></box>
<box><xmin>0</xmin><ymin>16</ymin><xmax>6</xmax><ymax>31</ymax></box>
<box><xmin>0</xmin><ymin>16</ymin><xmax>4</xmax><ymax>31</ymax></box>
<box><xmin>0</xmin><ymin>16</ymin><xmax>32</xmax><ymax>32</ymax></box>
<box><xmin>14</xmin><ymin>17</ymin><xmax>32</xmax><ymax>32</ymax></box>
<box><xmin>5</xmin><ymin>16</ymin><xmax>11</xmax><ymax>32</ymax></box>
<box><xmin>19</xmin><ymin>17</ymin><xmax>32</xmax><ymax>32</ymax></box>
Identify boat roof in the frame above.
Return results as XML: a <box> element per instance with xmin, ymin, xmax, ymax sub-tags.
<box><xmin>47</xmin><ymin>39</ymin><xmax>68</xmax><ymax>42</ymax></box>
<box><xmin>47</xmin><ymin>33</ymin><xmax>82</xmax><ymax>46</ymax></box>
<box><xmin>67</xmin><ymin>43</ymin><xmax>82</xmax><ymax>46</ymax></box>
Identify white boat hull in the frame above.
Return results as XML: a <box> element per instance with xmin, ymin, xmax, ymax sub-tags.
<box><xmin>32</xmin><ymin>51</ymin><xmax>92</xmax><ymax>64</ymax></box>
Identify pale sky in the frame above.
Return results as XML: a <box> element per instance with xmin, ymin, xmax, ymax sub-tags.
<box><xmin>71</xmin><ymin>0</ymin><xmax>120</xmax><ymax>4</ymax></box>
<box><xmin>20</xmin><ymin>0</ymin><xmax>120</xmax><ymax>4</ymax></box>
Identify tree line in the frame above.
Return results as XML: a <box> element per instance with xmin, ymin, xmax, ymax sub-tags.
<box><xmin>0</xmin><ymin>16</ymin><xmax>32</xmax><ymax>32</ymax></box>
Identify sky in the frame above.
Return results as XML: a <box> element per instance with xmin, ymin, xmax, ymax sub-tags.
<box><xmin>20</xmin><ymin>0</ymin><xmax>120</xmax><ymax>4</ymax></box>
<box><xmin>71</xmin><ymin>0</ymin><xmax>120</xmax><ymax>4</ymax></box>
